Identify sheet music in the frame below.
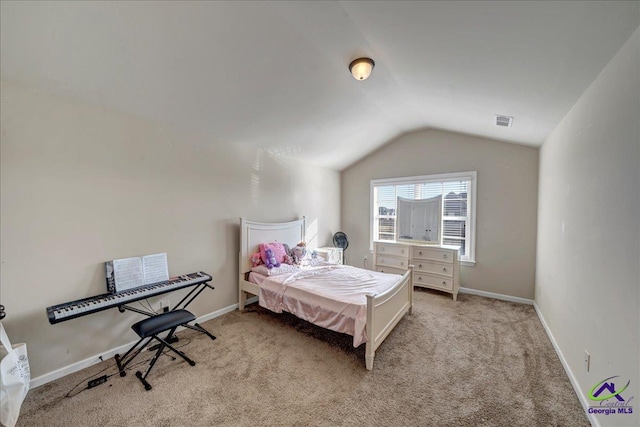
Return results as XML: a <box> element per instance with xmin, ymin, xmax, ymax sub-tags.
<box><xmin>112</xmin><ymin>257</ymin><xmax>144</xmax><ymax>290</ymax></box>
<box><xmin>142</xmin><ymin>253</ymin><xmax>169</xmax><ymax>285</ymax></box>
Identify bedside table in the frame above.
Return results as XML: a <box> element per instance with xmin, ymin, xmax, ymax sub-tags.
<box><xmin>315</xmin><ymin>247</ymin><xmax>343</xmax><ymax>265</ymax></box>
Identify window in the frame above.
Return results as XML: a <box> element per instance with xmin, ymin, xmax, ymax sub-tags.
<box><xmin>370</xmin><ymin>171</ymin><xmax>476</xmax><ymax>264</ymax></box>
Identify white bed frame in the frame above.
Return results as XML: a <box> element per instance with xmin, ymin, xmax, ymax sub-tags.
<box><xmin>238</xmin><ymin>217</ymin><xmax>413</xmax><ymax>370</ymax></box>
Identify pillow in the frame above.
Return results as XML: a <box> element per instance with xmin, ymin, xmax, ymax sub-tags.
<box><xmin>282</xmin><ymin>243</ymin><xmax>291</xmax><ymax>256</ymax></box>
<box><xmin>251</xmin><ymin>264</ymin><xmax>299</xmax><ymax>276</ymax></box>
<box><xmin>259</xmin><ymin>242</ymin><xmax>288</xmax><ymax>265</ymax></box>
<box><xmin>282</xmin><ymin>243</ymin><xmax>294</xmax><ymax>265</ymax></box>
<box><xmin>299</xmin><ymin>257</ymin><xmax>326</xmax><ymax>267</ymax></box>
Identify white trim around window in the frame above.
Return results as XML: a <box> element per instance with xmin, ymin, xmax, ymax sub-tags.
<box><xmin>370</xmin><ymin>171</ymin><xmax>477</xmax><ymax>265</ymax></box>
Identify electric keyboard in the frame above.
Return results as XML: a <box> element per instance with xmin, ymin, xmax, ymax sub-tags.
<box><xmin>46</xmin><ymin>272</ymin><xmax>212</xmax><ymax>324</ymax></box>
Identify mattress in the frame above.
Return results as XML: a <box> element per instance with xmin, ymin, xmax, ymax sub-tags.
<box><xmin>248</xmin><ymin>265</ymin><xmax>402</xmax><ymax>347</ymax></box>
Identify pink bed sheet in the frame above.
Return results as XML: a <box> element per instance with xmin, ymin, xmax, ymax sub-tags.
<box><xmin>249</xmin><ymin>265</ymin><xmax>403</xmax><ymax>347</ymax></box>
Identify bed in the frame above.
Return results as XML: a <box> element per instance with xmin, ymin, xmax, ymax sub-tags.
<box><xmin>238</xmin><ymin>217</ymin><xmax>413</xmax><ymax>370</ymax></box>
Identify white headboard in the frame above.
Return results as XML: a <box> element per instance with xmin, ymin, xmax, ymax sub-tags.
<box><xmin>239</xmin><ymin>217</ymin><xmax>305</xmax><ymax>275</ymax></box>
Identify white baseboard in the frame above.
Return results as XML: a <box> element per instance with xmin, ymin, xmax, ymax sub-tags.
<box><xmin>458</xmin><ymin>287</ymin><xmax>534</xmax><ymax>305</ymax></box>
<box><xmin>190</xmin><ymin>301</ymin><xmax>243</xmax><ymax>324</ymax></box>
<box><xmin>533</xmin><ymin>302</ymin><xmax>599</xmax><ymax>427</ymax></box>
<box><xmin>29</xmin><ymin>302</ymin><xmax>242</xmax><ymax>389</ymax></box>
<box><xmin>29</xmin><ymin>340</ymin><xmax>137</xmax><ymax>389</ymax></box>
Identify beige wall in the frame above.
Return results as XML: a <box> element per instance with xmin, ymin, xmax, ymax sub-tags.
<box><xmin>0</xmin><ymin>81</ymin><xmax>341</xmax><ymax>379</ymax></box>
<box><xmin>341</xmin><ymin>129</ymin><xmax>539</xmax><ymax>299</ymax></box>
<box><xmin>536</xmin><ymin>28</ymin><xmax>639</xmax><ymax>427</ymax></box>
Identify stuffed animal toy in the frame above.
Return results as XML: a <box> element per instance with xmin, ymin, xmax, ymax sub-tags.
<box><xmin>283</xmin><ymin>253</ymin><xmax>294</xmax><ymax>265</ymax></box>
<box><xmin>251</xmin><ymin>251</ymin><xmax>263</xmax><ymax>267</ymax></box>
<box><xmin>291</xmin><ymin>242</ymin><xmax>307</xmax><ymax>264</ymax></box>
<box><xmin>265</xmin><ymin>248</ymin><xmax>280</xmax><ymax>269</ymax></box>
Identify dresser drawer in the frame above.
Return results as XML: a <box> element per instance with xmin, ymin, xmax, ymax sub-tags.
<box><xmin>375</xmin><ymin>243</ymin><xmax>410</xmax><ymax>258</ymax></box>
<box><xmin>413</xmin><ymin>260</ymin><xmax>453</xmax><ymax>277</ymax></box>
<box><xmin>412</xmin><ymin>247</ymin><xmax>454</xmax><ymax>264</ymax></box>
<box><xmin>413</xmin><ymin>273</ymin><xmax>453</xmax><ymax>291</ymax></box>
<box><xmin>375</xmin><ymin>255</ymin><xmax>408</xmax><ymax>270</ymax></box>
<box><xmin>375</xmin><ymin>266</ymin><xmax>407</xmax><ymax>275</ymax></box>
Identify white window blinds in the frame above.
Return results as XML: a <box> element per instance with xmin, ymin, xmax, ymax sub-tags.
<box><xmin>371</xmin><ymin>172</ymin><xmax>476</xmax><ymax>263</ymax></box>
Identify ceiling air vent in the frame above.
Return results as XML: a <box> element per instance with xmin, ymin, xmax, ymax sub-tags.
<box><xmin>495</xmin><ymin>115</ymin><xmax>513</xmax><ymax>127</ymax></box>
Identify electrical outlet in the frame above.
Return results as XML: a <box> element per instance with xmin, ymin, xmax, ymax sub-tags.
<box><xmin>161</xmin><ymin>300</ymin><xmax>170</xmax><ymax>313</ymax></box>
<box><xmin>584</xmin><ymin>350</ymin><xmax>590</xmax><ymax>372</ymax></box>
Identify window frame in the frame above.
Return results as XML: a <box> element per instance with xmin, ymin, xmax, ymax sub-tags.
<box><xmin>370</xmin><ymin>171</ymin><xmax>477</xmax><ymax>265</ymax></box>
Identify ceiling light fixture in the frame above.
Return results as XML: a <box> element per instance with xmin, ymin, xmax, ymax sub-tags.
<box><xmin>349</xmin><ymin>57</ymin><xmax>375</xmax><ymax>80</ymax></box>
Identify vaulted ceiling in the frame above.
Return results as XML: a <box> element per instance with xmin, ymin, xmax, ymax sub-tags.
<box><xmin>1</xmin><ymin>1</ymin><xmax>638</xmax><ymax>170</ymax></box>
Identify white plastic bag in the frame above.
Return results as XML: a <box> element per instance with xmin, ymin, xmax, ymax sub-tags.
<box><xmin>0</xmin><ymin>323</ymin><xmax>30</xmax><ymax>427</ymax></box>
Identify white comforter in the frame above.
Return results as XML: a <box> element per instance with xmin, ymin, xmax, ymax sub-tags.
<box><xmin>255</xmin><ymin>265</ymin><xmax>403</xmax><ymax>347</ymax></box>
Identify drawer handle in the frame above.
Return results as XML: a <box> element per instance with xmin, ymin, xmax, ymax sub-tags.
<box><xmin>442</xmin><ymin>281</ymin><xmax>446</xmax><ymax>285</ymax></box>
<box><xmin>418</xmin><ymin>277</ymin><xmax>422</xmax><ymax>281</ymax></box>
<box><xmin>419</xmin><ymin>264</ymin><xmax>423</xmax><ymax>268</ymax></box>
<box><xmin>443</xmin><ymin>267</ymin><xmax>447</xmax><ymax>272</ymax></box>
<box><xmin>418</xmin><ymin>251</ymin><xmax>423</xmax><ymax>256</ymax></box>
<box><xmin>400</xmin><ymin>261</ymin><xmax>404</xmax><ymax>266</ymax></box>
<box><xmin>443</xmin><ymin>254</ymin><xmax>447</xmax><ymax>259</ymax></box>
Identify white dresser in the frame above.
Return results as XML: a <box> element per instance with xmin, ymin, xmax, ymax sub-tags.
<box><xmin>373</xmin><ymin>241</ymin><xmax>460</xmax><ymax>300</ymax></box>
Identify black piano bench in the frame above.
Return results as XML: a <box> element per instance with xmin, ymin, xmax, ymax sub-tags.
<box><xmin>114</xmin><ymin>309</ymin><xmax>197</xmax><ymax>391</ymax></box>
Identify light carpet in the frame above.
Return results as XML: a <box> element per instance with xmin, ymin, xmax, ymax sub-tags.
<box><xmin>16</xmin><ymin>290</ymin><xmax>589</xmax><ymax>426</ymax></box>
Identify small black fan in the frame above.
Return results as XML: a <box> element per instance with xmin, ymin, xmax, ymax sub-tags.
<box><xmin>333</xmin><ymin>232</ymin><xmax>349</xmax><ymax>263</ymax></box>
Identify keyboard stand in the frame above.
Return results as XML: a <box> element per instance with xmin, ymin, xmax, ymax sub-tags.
<box><xmin>118</xmin><ymin>282</ymin><xmax>217</xmax><ymax>342</ymax></box>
